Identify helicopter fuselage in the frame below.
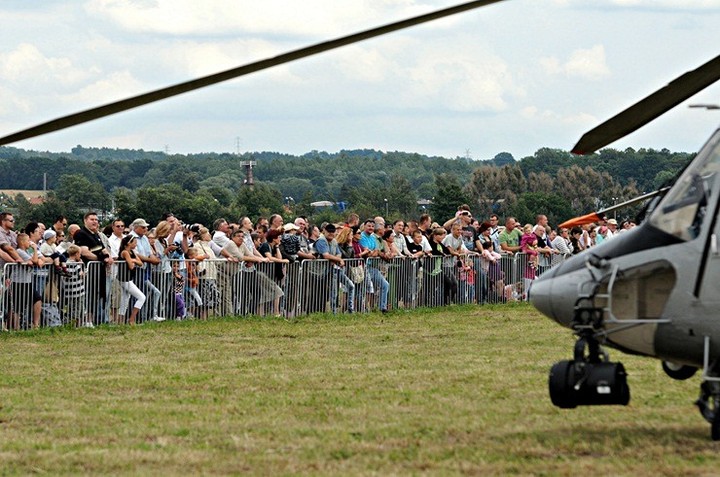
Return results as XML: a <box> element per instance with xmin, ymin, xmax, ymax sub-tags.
<box><xmin>530</xmin><ymin>126</ymin><xmax>720</xmax><ymax>437</ymax></box>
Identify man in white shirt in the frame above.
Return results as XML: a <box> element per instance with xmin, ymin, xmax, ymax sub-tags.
<box><xmin>442</xmin><ymin>221</ymin><xmax>470</xmax><ymax>257</ymax></box>
<box><xmin>108</xmin><ymin>219</ymin><xmax>125</xmax><ymax>259</ymax></box>
<box><xmin>212</xmin><ymin>218</ymin><xmax>231</xmax><ymax>249</ymax></box>
<box><xmin>392</xmin><ymin>220</ymin><xmax>411</xmax><ymax>256</ymax></box>
<box><xmin>606</xmin><ymin>218</ymin><xmax>618</xmax><ymax>239</ymax></box>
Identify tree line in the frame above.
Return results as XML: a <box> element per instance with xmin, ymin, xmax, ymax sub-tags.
<box><xmin>0</xmin><ymin>145</ymin><xmax>693</xmax><ymax>228</ymax></box>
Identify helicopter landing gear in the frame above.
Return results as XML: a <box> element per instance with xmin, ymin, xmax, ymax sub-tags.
<box><xmin>549</xmin><ymin>336</ymin><xmax>630</xmax><ymax>408</ymax></box>
<box><xmin>695</xmin><ymin>380</ymin><xmax>720</xmax><ymax>441</ymax></box>
<box><xmin>662</xmin><ymin>361</ymin><xmax>698</xmax><ymax>381</ymax></box>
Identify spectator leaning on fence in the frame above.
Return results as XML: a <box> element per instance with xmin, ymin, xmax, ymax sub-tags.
<box><xmin>0</xmin><ymin>212</ymin><xmax>21</xmax><ymax>266</ymax></box>
<box><xmin>392</xmin><ymin>220</ymin><xmax>411</xmax><ymax>257</ymax></box>
<box><xmin>335</xmin><ymin>226</ymin><xmax>354</xmax><ymax>259</ymax></box>
<box><xmin>442</xmin><ymin>221</ymin><xmax>471</xmax><ymax>257</ymax></box>
<box><xmin>117</xmin><ymin>235</ymin><xmax>146</xmax><ymax>325</ymax></box>
<box><xmin>194</xmin><ymin>227</ymin><xmax>221</xmax><ymax>320</ymax></box>
<box><xmin>129</xmin><ymin>218</ymin><xmax>163</xmax><ymax>322</ymax></box>
<box><xmin>552</xmin><ymin>228</ymin><xmax>573</xmax><ymax>255</ymax></box>
<box><xmin>11</xmin><ymin>232</ymin><xmax>43</xmax><ymax>330</ymax></box>
<box><xmin>348</xmin><ymin>226</ymin><xmax>364</xmax><ymax>259</ymax></box>
<box><xmin>212</xmin><ymin>218</ymin><xmax>231</xmax><ymax>250</ymax></box>
<box><xmin>407</xmin><ymin>230</ymin><xmax>428</xmax><ymax>258</ymax></box>
<box><xmin>499</xmin><ymin>217</ymin><xmax>522</xmax><ymax>255</ymax></box>
<box><xmin>73</xmin><ymin>212</ymin><xmax>113</xmax><ymax>324</ymax></box>
<box><xmin>429</xmin><ymin>227</ymin><xmax>458</xmax><ymax>305</ymax></box>
<box><xmin>258</xmin><ymin>228</ymin><xmax>288</xmax><ymax>286</ymax></box>
<box><xmin>410</xmin><ymin>218</ymin><xmax>433</xmax><ymax>255</ymax></box>
<box><xmin>382</xmin><ymin>229</ymin><xmax>398</xmax><ymax>258</ymax></box>
<box><xmin>315</xmin><ymin>223</ymin><xmax>355</xmax><ymax>314</ymax></box>
<box><xmin>294</xmin><ymin>218</ymin><xmax>316</xmax><ymax>262</ymax></box>
<box><xmin>359</xmin><ymin>219</ymin><xmax>389</xmax><ymax>313</ymax></box>
<box><xmin>107</xmin><ymin>219</ymin><xmax>125</xmax><ymax>259</ymax></box>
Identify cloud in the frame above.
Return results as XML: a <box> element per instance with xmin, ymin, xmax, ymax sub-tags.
<box><xmin>0</xmin><ymin>85</ymin><xmax>32</xmax><ymax>116</ymax></box>
<box><xmin>521</xmin><ymin>106</ymin><xmax>597</xmax><ymax>126</ymax></box>
<box><xmin>62</xmin><ymin>70</ymin><xmax>144</xmax><ymax>106</ymax></box>
<box><xmin>540</xmin><ymin>45</ymin><xmax>610</xmax><ymax>80</ymax></box>
<box><xmin>164</xmin><ymin>39</ymin><xmax>299</xmax><ymax>80</ymax></box>
<box><xmin>334</xmin><ymin>45</ymin><xmax>396</xmax><ymax>84</ymax></box>
<box><xmin>606</xmin><ymin>0</ymin><xmax>718</xmax><ymax>8</ymax></box>
<box><xmin>558</xmin><ymin>0</ymin><xmax>719</xmax><ymax>9</ymax></box>
<box><xmin>83</xmin><ymin>0</ymin><xmax>452</xmax><ymax>37</ymax></box>
<box><xmin>402</xmin><ymin>45</ymin><xmax>520</xmax><ymax>112</ymax></box>
<box><xmin>0</xmin><ymin>43</ymin><xmax>89</xmax><ymax>88</ymax></box>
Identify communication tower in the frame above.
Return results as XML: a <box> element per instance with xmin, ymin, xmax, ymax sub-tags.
<box><xmin>236</xmin><ymin>137</ymin><xmax>256</xmax><ymax>187</ymax></box>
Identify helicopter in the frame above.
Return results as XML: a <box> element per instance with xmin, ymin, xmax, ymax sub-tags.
<box><xmin>529</xmin><ymin>53</ymin><xmax>720</xmax><ymax>439</ymax></box>
<box><xmin>2</xmin><ymin>0</ymin><xmax>720</xmax><ymax>439</ymax></box>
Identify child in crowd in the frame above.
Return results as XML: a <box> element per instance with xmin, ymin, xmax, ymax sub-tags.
<box><xmin>408</xmin><ymin>230</ymin><xmax>430</xmax><ymax>257</ymax></box>
<box><xmin>504</xmin><ymin>281</ymin><xmax>525</xmax><ymax>302</ymax></box>
<box><xmin>39</xmin><ymin>230</ymin><xmax>71</xmax><ymax>276</ymax></box>
<box><xmin>118</xmin><ymin>235</ymin><xmax>146</xmax><ymax>325</ymax></box>
<box><xmin>185</xmin><ymin>247</ymin><xmax>203</xmax><ymax>317</ymax></box>
<box><xmin>172</xmin><ymin>261</ymin><xmax>186</xmax><ymax>320</ymax></box>
<box><xmin>62</xmin><ymin>244</ymin><xmax>89</xmax><ymax>327</ymax></box>
<box><xmin>481</xmin><ymin>240</ymin><xmax>505</xmax><ymax>300</ymax></box>
<box><xmin>458</xmin><ymin>255</ymin><xmax>476</xmax><ymax>303</ymax></box>
<box><xmin>520</xmin><ymin>232</ymin><xmax>539</xmax><ymax>291</ymax></box>
<box><xmin>9</xmin><ymin>233</ymin><xmax>42</xmax><ymax>330</ymax></box>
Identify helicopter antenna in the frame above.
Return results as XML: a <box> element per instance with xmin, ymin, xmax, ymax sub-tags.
<box><xmin>689</xmin><ymin>104</ymin><xmax>720</xmax><ymax>110</ymax></box>
<box><xmin>0</xmin><ymin>0</ymin><xmax>504</xmax><ymax>147</ymax></box>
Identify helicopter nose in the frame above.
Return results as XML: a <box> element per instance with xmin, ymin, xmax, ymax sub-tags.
<box><xmin>529</xmin><ymin>274</ymin><xmax>554</xmax><ymax>320</ymax></box>
<box><xmin>530</xmin><ymin>266</ymin><xmax>580</xmax><ymax>329</ymax></box>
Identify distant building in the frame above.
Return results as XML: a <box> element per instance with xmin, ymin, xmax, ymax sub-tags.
<box><xmin>0</xmin><ymin>190</ymin><xmax>47</xmax><ymax>205</ymax></box>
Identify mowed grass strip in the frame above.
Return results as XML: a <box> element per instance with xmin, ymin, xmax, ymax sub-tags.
<box><xmin>0</xmin><ymin>303</ymin><xmax>717</xmax><ymax>475</ymax></box>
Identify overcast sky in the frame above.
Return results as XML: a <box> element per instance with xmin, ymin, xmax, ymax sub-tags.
<box><xmin>0</xmin><ymin>0</ymin><xmax>718</xmax><ymax>160</ymax></box>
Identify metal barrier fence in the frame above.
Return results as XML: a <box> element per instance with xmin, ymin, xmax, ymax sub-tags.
<box><xmin>0</xmin><ymin>252</ymin><xmax>569</xmax><ymax>330</ymax></box>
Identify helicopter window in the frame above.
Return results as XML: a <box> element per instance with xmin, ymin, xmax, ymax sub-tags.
<box><xmin>649</xmin><ymin>130</ymin><xmax>720</xmax><ymax>241</ymax></box>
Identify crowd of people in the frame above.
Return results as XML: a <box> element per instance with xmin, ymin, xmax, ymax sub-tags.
<box><xmin>0</xmin><ymin>206</ymin><xmax>637</xmax><ymax>330</ymax></box>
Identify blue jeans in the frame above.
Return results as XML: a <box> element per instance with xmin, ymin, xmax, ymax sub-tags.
<box><xmin>141</xmin><ymin>279</ymin><xmax>161</xmax><ymax>319</ymax></box>
<box><xmin>331</xmin><ymin>267</ymin><xmax>355</xmax><ymax>313</ymax></box>
<box><xmin>366</xmin><ymin>266</ymin><xmax>388</xmax><ymax>311</ymax></box>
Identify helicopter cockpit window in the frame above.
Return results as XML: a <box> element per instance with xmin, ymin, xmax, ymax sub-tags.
<box><xmin>649</xmin><ymin>130</ymin><xmax>720</xmax><ymax>241</ymax></box>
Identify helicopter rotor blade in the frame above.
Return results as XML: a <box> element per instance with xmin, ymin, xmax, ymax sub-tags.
<box><xmin>596</xmin><ymin>188</ymin><xmax>670</xmax><ymax>217</ymax></box>
<box><xmin>572</xmin><ymin>54</ymin><xmax>720</xmax><ymax>155</ymax></box>
<box><xmin>0</xmin><ymin>0</ymin><xmax>504</xmax><ymax>147</ymax></box>
<box><xmin>557</xmin><ymin>187</ymin><xmax>670</xmax><ymax>229</ymax></box>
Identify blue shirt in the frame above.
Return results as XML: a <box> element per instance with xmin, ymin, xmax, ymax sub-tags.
<box><xmin>130</xmin><ymin>232</ymin><xmax>151</xmax><ymax>263</ymax></box>
<box><xmin>359</xmin><ymin>232</ymin><xmax>377</xmax><ymax>250</ymax></box>
<box><xmin>315</xmin><ymin>235</ymin><xmax>340</xmax><ymax>258</ymax></box>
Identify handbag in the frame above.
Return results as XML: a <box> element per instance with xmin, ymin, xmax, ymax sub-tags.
<box><xmin>349</xmin><ymin>265</ymin><xmax>365</xmax><ymax>284</ymax></box>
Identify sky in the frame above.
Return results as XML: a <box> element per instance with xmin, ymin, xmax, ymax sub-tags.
<box><xmin>0</xmin><ymin>0</ymin><xmax>718</xmax><ymax>161</ymax></box>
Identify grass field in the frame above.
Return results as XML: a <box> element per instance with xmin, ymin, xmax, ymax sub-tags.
<box><xmin>0</xmin><ymin>303</ymin><xmax>718</xmax><ymax>475</ymax></box>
